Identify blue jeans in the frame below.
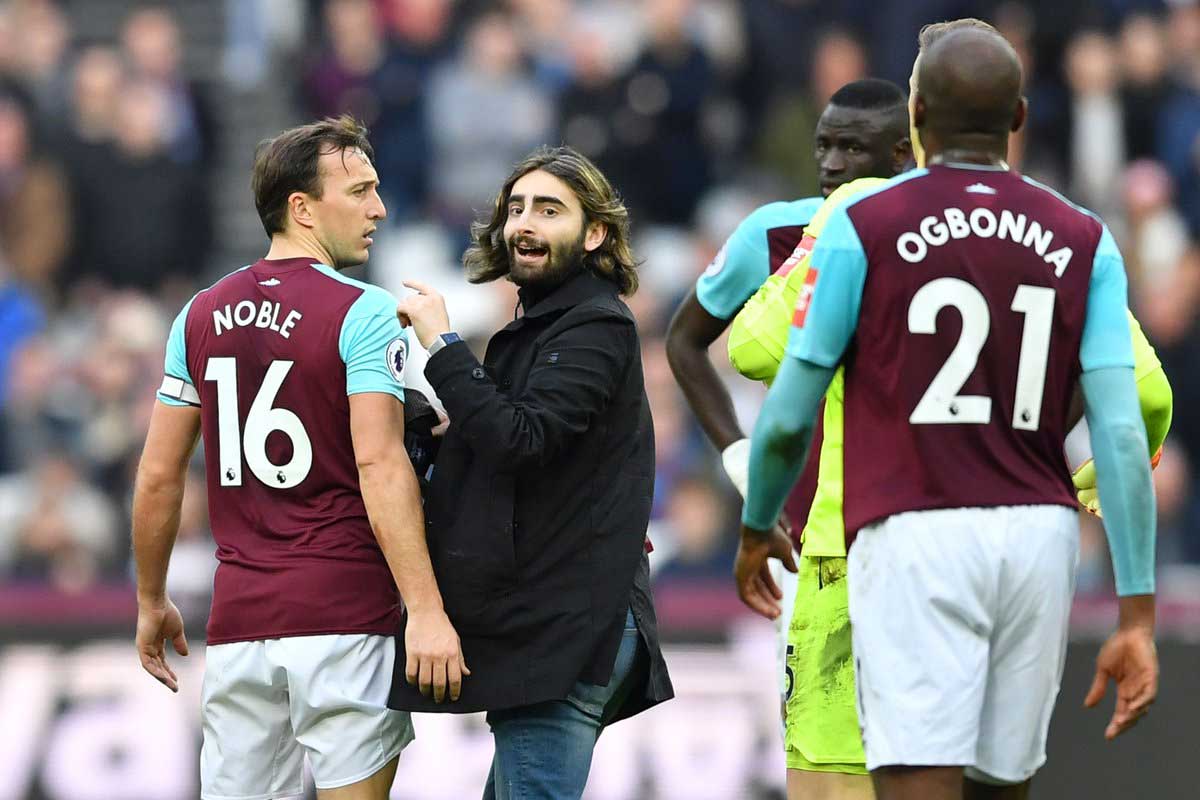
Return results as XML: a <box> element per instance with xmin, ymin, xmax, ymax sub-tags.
<box><xmin>482</xmin><ymin>609</ymin><xmax>645</xmax><ymax>800</ymax></box>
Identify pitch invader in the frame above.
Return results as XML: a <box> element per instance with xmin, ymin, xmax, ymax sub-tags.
<box><xmin>133</xmin><ymin>116</ymin><xmax>466</xmax><ymax>800</ymax></box>
<box><xmin>741</xmin><ymin>25</ymin><xmax>1156</xmax><ymax>800</ymax></box>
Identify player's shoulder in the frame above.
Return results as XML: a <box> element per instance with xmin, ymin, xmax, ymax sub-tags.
<box><xmin>840</xmin><ymin>169</ymin><xmax>931</xmax><ymax>210</ymax></box>
<box><xmin>1013</xmin><ymin>173</ymin><xmax>1108</xmax><ymax>237</ymax></box>
<box><xmin>806</xmin><ymin>177</ymin><xmax>899</xmax><ymax>239</ymax></box>
<box><xmin>178</xmin><ymin>265</ymin><xmax>253</xmax><ymax>316</ymax></box>
<box><xmin>308</xmin><ymin>264</ymin><xmax>399</xmax><ymax>317</ymax></box>
<box><xmin>736</xmin><ymin>196</ymin><xmax>824</xmax><ymax>238</ymax></box>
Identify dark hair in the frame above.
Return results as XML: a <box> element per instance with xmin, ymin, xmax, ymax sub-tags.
<box><xmin>918</xmin><ymin>18</ymin><xmax>1000</xmax><ymax>52</ymax></box>
<box><xmin>462</xmin><ymin>146</ymin><xmax>640</xmax><ymax>295</ymax></box>
<box><xmin>828</xmin><ymin>78</ymin><xmax>907</xmax><ymax>111</ymax></box>
<box><xmin>251</xmin><ymin>115</ymin><xmax>375</xmax><ymax>237</ymax></box>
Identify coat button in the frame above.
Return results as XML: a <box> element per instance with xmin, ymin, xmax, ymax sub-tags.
<box><xmin>472</xmin><ymin>367</ymin><xmax>486</xmax><ymax>380</ymax></box>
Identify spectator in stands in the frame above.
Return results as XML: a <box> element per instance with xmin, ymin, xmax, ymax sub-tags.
<box><xmin>9</xmin><ymin>0</ymin><xmax>72</xmax><ymax>122</ymax></box>
<box><xmin>0</xmin><ymin>449</ymin><xmax>117</xmax><ymax>591</ymax></box>
<box><xmin>121</xmin><ymin>5</ymin><xmax>217</xmax><ymax>168</ymax></box>
<box><xmin>67</xmin><ymin>80</ymin><xmax>211</xmax><ymax>293</ymax></box>
<box><xmin>651</xmin><ymin>473</ymin><xmax>738</xmax><ymax>584</ymax></box>
<box><xmin>426</xmin><ymin>11</ymin><xmax>551</xmax><ymax>230</ymax></box>
<box><xmin>304</xmin><ymin>0</ymin><xmax>445</xmax><ymax>218</ymax></box>
<box><xmin>557</xmin><ymin>22</ymin><xmax>634</xmax><ymax>220</ymax></box>
<box><xmin>1119</xmin><ymin>13</ymin><xmax>1171</xmax><ymax>164</ymax></box>
<box><xmin>0</xmin><ymin>250</ymin><xmax>43</xmax><ymax>471</ymax></box>
<box><xmin>756</xmin><ymin>29</ymin><xmax>868</xmax><ymax>196</ymax></box>
<box><xmin>0</xmin><ymin>91</ymin><xmax>70</xmax><ymax>291</ymax></box>
<box><xmin>1063</xmin><ymin>30</ymin><xmax>1126</xmax><ymax>226</ymax></box>
<box><xmin>615</xmin><ymin>0</ymin><xmax>716</xmax><ymax>225</ymax></box>
<box><xmin>1159</xmin><ymin>3</ymin><xmax>1200</xmax><ymax>237</ymax></box>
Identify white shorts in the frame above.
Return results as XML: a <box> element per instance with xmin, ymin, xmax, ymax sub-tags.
<box><xmin>772</xmin><ymin>559</ymin><xmax>801</xmax><ymax>701</ymax></box>
<box><xmin>847</xmin><ymin>505</ymin><xmax>1078</xmax><ymax>784</ymax></box>
<box><xmin>200</xmin><ymin>634</ymin><xmax>414</xmax><ymax>800</ymax></box>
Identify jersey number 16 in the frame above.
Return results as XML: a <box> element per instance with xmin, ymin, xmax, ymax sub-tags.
<box><xmin>205</xmin><ymin>357</ymin><xmax>313</xmax><ymax>488</ymax></box>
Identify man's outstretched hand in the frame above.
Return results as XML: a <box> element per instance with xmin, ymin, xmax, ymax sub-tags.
<box><xmin>734</xmin><ymin>522</ymin><xmax>798</xmax><ymax>619</ymax></box>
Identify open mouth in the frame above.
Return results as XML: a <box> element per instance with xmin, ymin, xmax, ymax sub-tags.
<box><xmin>513</xmin><ymin>240</ymin><xmax>548</xmax><ymax>263</ymax></box>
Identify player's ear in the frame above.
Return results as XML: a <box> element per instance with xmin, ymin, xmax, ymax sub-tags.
<box><xmin>583</xmin><ymin>220</ymin><xmax>607</xmax><ymax>253</ymax></box>
<box><xmin>892</xmin><ymin>137</ymin><xmax>913</xmax><ymax>174</ymax></box>
<box><xmin>288</xmin><ymin>191</ymin><xmax>316</xmax><ymax>230</ymax></box>
<box><xmin>912</xmin><ymin>94</ymin><xmax>927</xmax><ymax>130</ymax></box>
<box><xmin>1011</xmin><ymin>96</ymin><xmax>1028</xmax><ymax>134</ymax></box>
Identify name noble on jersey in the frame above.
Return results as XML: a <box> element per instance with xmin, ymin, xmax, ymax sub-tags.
<box><xmin>213</xmin><ymin>300</ymin><xmax>303</xmax><ymax>338</ymax></box>
<box><xmin>895</xmin><ymin>207</ymin><xmax>1074</xmax><ymax>277</ymax></box>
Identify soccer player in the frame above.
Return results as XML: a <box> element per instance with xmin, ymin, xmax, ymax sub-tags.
<box><xmin>740</xmin><ymin>26</ymin><xmax>1157</xmax><ymax>800</ymax></box>
<box><xmin>132</xmin><ymin>116</ymin><xmax>467</xmax><ymax>800</ymax></box>
<box><xmin>666</xmin><ymin>80</ymin><xmax>910</xmax><ymax>799</ymax></box>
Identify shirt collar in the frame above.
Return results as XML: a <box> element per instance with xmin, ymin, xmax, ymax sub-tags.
<box><xmin>517</xmin><ymin>269</ymin><xmax>619</xmax><ymax>319</ymax></box>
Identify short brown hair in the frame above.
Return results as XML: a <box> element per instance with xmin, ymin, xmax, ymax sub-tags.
<box><xmin>918</xmin><ymin>18</ymin><xmax>1000</xmax><ymax>52</ymax></box>
<box><xmin>463</xmin><ymin>146</ymin><xmax>640</xmax><ymax>295</ymax></box>
<box><xmin>251</xmin><ymin>115</ymin><xmax>375</xmax><ymax>237</ymax></box>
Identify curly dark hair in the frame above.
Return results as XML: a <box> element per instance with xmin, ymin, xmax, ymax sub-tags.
<box><xmin>462</xmin><ymin>146</ymin><xmax>640</xmax><ymax>295</ymax></box>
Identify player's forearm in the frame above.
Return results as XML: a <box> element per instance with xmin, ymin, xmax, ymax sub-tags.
<box><xmin>131</xmin><ymin>471</ymin><xmax>185</xmax><ymax>604</ymax></box>
<box><xmin>358</xmin><ymin>455</ymin><xmax>445</xmax><ymax>614</ymax></box>
<box><xmin>665</xmin><ymin>328</ymin><xmax>744</xmax><ymax>450</ymax></box>
<box><xmin>1082</xmin><ymin>367</ymin><xmax>1156</xmax><ymax>596</ymax></box>
<box><xmin>742</xmin><ymin>358</ymin><xmax>833</xmax><ymax>530</ymax></box>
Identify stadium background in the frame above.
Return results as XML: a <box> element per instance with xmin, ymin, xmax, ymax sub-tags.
<box><xmin>0</xmin><ymin>0</ymin><xmax>1196</xmax><ymax>797</ymax></box>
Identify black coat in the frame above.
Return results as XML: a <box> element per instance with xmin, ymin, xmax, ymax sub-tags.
<box><xmin>389</xmin><ymin>270</ymin><xmax>673</xmax><ymax>719</ymax></box>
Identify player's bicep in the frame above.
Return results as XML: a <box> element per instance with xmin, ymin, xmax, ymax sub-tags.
<box><xmin>349</xmin><ymin>391</ymin><xmax>407</xmax><ymax>469</ymax></box>
<box><xmin>668</xmin><ymin>288</ymin><xmax>731</xmax><ymax>350</ymax></box>
<box><xmin>784</xmin><ymin>209</ymin><xmax>867</xmax><ymax>368</ymax></box>
<box><xmin>139</xmin><ymin>401</ymin><xmax>201</xmax><ymax>482</ymax></box>
<box><xmin>1080</xmin><ymin>227</ymin><xmax>1135</xmax><ymax>373</ymax></box>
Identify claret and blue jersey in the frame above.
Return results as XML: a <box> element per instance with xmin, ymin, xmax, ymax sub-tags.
<box><xmin>696</xmin><ymin>197</ymin><xmax>825</xmax><ymax>320</ymax></box>
<box><xmin>157</xmin><ymin>257</ymin><xmax>410</xmax><ymax>644</ymax></box>
<box><xmin>788</xmin><ymin>165</ymin><xmax>1135</xmax><ymax>533</ymax></box>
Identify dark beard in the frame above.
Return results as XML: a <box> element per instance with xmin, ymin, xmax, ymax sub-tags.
<box><xmin>508</xmin><ymin>228</ymin><xmax>587</xmax><ymax>291</ymax></box>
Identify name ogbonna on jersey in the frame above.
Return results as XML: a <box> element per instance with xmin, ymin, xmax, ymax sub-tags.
<box><xmin>213</xmin><ymin>300</ymin><xmax>303</xmax><ymax>338</ymax></box>
<box><xmin>895</xmin><ymin>208</ymin><xmax>1073</xmax><ymax>277</ymax></box>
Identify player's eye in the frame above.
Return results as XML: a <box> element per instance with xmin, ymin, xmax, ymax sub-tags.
<box><xmin>541</xmin><ymin>207</ymin><xmax>557</xmax><ymax>217</ymax></box>
<box><xmin>508</xmin><ymin>205</ymin><xmax>523</xmax><ymax>216</ymax></box>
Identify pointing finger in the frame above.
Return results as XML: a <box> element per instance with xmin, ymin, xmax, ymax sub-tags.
<box><xmin>402</xmin><ymin>280</ymin><xmax>436</xmax><ymax>296</ymax></box>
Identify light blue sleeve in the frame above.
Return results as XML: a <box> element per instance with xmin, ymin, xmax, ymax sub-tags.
<box><xmin>339</xmin><ymin>287</ymin><xmax>408</xmax><ymax>401</ymax></box>
<box><xmin>696</xmin><ymin>199</ymin><xmax>820</xmax><ymax>320</ymax></box>
<box><xmin>783</xmin><ymin>204</ymin><xmax>868</xmax><ymax>367</ymax></box>
<box><xmin>1082</xmin><ymin>367</ymin><xmax>1155</xmax><ymax>595</ymax></box>
<box><xmin>156</xmin><ymin>296</ymin><xmax>198</xmax><ymax>407</ymax></box>
<box><xmin>1080</xmin><ymin>225</ymin><xmax>1135</xmax><ymax>373</ymax></box>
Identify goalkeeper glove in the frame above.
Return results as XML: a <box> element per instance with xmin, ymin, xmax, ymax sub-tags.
<box><xmin>1072</xmin><ymin>446</ymin><xmax>1163</xmax><ymax>518</ymax></box>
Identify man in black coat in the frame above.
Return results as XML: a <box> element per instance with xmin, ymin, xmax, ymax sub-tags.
<box><xmin>390</xmin><ymin>146</ymin><xmax>673</xmax><ymax>798</ymax></box>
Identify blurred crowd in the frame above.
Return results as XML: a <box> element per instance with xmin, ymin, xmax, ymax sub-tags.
<box><xmin>1</xmin><ymin>0</ymin><xmax>1199</xmax><ymax>613</ymax></box>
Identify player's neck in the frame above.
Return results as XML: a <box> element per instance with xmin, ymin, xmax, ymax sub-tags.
<box><xmin>926</xmin><ymin>142</ymin><xmax>1010</xmax><ymax>169</ymax></box>
<box><xmin>264</xmin><ymin>234</ymin><xmax>337</xmax><ymax>269</ymax></box>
